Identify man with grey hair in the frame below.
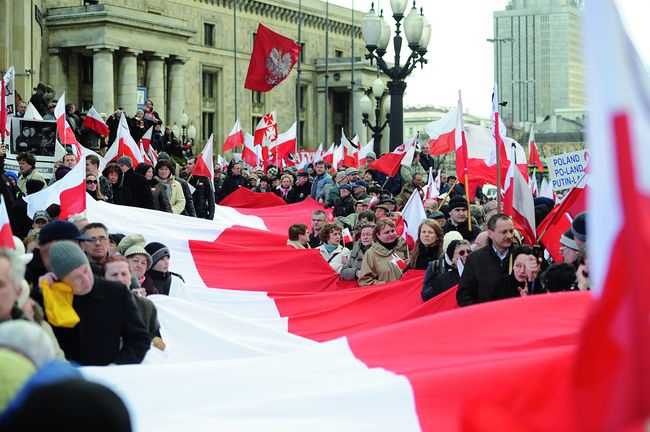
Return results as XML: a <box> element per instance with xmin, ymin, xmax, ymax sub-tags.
<box><xmin>309</xmin><ymin>209</ymin><xmax>327</xmax><ymax>248</ymax></box>
<box><xmin>0</xmin><ymin>249</ymin><xmax>27</xmax><ymax>322</ymax></box>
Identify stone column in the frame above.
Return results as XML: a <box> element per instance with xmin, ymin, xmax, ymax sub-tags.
<box><xmin>117</xmin><ymin>49</ymin><xmax>140</xmax><ymax>115</ymax></box>
<box><xmin>48</xmin><ymin>48</ymin><xmax>68</xmax><ymax>99</ymax></box>
<box><xmin>89</xmin><ymin>45</ymin><xmax>117</xmax><ymax>115</ymax></box>
<box><xmin>146</xmin><ymin>53</ymin><xmax>167</xmax><ymax>122</ymax></box>
<box><xmin>167</xmin><ymin>57</ymin><xmax>186</xmax><ymax>128</ymax></box>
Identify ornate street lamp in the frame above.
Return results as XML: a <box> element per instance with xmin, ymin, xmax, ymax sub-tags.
<box><xmin>362</xmin><ymin>1</ymin><xmax>431</xmax><ymax>151</ymax></box>
<box><xmin>360</xmin><ymin>77</ymin><xmax>390</xmax><ymax>154</ymax></box>
<box><xmin>180</xmin><ymin>112</ymin><xmax>189</xmax><ymax>143</ymax></box>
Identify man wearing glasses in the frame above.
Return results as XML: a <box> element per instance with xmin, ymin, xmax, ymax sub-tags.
<box><xmin>80</xmin><ymin>223</ymin><xmax>111</xmax><ymax>274</ymax></box>
<box><xmin>309</xmin><ymin>210</ymin><xmax>327</xmax><ymax>248</ymax></box>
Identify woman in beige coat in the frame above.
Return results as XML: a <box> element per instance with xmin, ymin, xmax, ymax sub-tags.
<box><xmin>358</xmin><ymin>218</ymin><xmax>408</xmax><ymax>286</ymax></box>
<box><xmin>154</xmin><ymin>159</ymin><xmax>186</xmax><ymax>214</ymax></box>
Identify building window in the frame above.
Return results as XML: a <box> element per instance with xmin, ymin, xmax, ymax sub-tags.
<box><xmin>202</xmin><ymin>112</ymin><xmax>214</xmax><ymax>142</ymax></box>
<box><xmin>81</xmin><ymin>56</ymin><xmax>93</xmax><ymax>85</ymax></box>
<box><xmin>202</xmin><ymin>72</ymin><xmax>216</xmax><ymax>99</ymax></box>
<box><xmin>251</xmin><ymin>91</ymin><xmax>264</xmax><ymax>106</ymax></box>
<box><xmin>335</xmin><ymin>50</ymin><xmax>343</xmax><ymax>58</ymax></box>
<box><xmin>204</xmin><ymin>23</ymin><xmax>215</xmax><ymax>47</ymax></box>
<box><xmin>300</xmin><ymin>42</ymin><xmax>306</xmax><ymax>62</ymax></box>
<box><xmin>300</xmin><ymin>85</ymin><xmax>307</xmax><ymax>111</ymax></box>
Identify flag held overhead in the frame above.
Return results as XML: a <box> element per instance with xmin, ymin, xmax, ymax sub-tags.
<box><xmin>245</xmin><ymin>24</ymin><xmax>302</xmax><ymax>92</ymax></box>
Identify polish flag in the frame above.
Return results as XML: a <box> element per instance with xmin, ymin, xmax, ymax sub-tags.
<box><xmin>83</xmin><ymin>106</ymin><xmax>110</xmax><ymax>136</ymax></box>
<box><xmin>528</xmin><ymin>125</ymin><xmax>544</xmax><ymax>172</ymax></box>
<box><xmin>140</xmin><ymin>126</ymin><xmax>153</xmax><ymax>153</ymax></box>
<box><xmin>140</xmin><ymin>127</ymin><xmax>158</xmax><ymax>165</ymax></box>
<box><xmin>270</xmin><ymin>122</ymin><xmax>297</xmax><ymax>162</ymax></box>
<box><xmin>573</xmin><ymin>1</ymin><xmax>650</xmax><ymax>429</ymax></box>
<box><xmin>423</xmin><ymin>108</ymin><xmax>456</xmax><ymax>156</ymax></box>
<box><xmin>368</xmin><ymin>135</ymin><xmax>416</xmax><ymax>177</ymax></box>
<box><xmin>140</xmin><ymin>142</ymin><xmax>153</xmax><ymax>166</ymax></box>
<box><xmin>192</xmin><ymin>134</ymin><xmax>214</xmax><ymax>183</ymax></box>
<box><xmin>539</xmin><ymin>177</ymin><xmax>555</xmax><ymax>201</ymax></box>
<box><xmin>341</xmin><ymin>130</ymin><xmax>359</xmax><ymax>168</ymax></box>
<box><xmin>529</xmin><ymin>169</ymin><xmax>539</xmax><ymax>198</ymax></box>
<box><xmin>253</xmin><ymin>112</ymin><xmax>278</xmax><ymax>147</ymax></box>
<box><xmin>321</xmin><ymin>142</ymin><xmax>335</xmax><ymax>166</ymax></box>
<box><xmin>455</xmin><ymin>91</ymin><xmax>469</xmax><ymax>181</ymax></box>
<box><xmin>332</xmin><ymin>142</ymin><xmax>345</xmax><ymax>171</ymax></box>
<box><xmin>390</xmin><ymin>253</ymin><xmax>408</xmax><ymax>271</ymax></box>
<box><xmin>0</xmin><ymin>195</ymin><xmax>15</xmax><ymax>248</ymax></box>
<box><xmin>242</xmin><ymin>132</ymin><xmax>261</xmax><ymax>168</ymax></box>
<box><xmin>484</xmin><ymin>84</ymin><xmax>509</xmax><ymax>178</ymax></box>
<box><xmin>313</xmin><ymin>142</ymin><xmax>324</xmax><ymax>163</ymax></box>
<box><xmin>223</xmin><ymin>118</ymin><xmax>245</xmax><ymax>152</ymax></box>
<box><xmin>536</xmin><ymin>174</ymin><xmax>587</xmax><ymax>262</ymax></box>
<box><xmin>422</xmin><ymin>167</ymin><xmax>440</xmax><ymax>200</ymax></box>
<box><xmin>104</xmin><ymin>112</ymin><xmax>144</xmax><ymax>165</ymax></box>
<box><xmin>341</xmin><ymin>227</ymin><xmax>353</xmax><ymax>244</ymax></box>
<box><xmin>400</xmin><ymin>188</ymin><xmax>427</xmax><ymax>248</ymax></box>
<box><xmin>54</xmin><ymin>92</ymin><xmax>83</xmax><ymax>161</ymax></box>
<box><xmin>24</xmin><ymin>160</ymin><xmax>86</xmax><ymax>219</ymax></box>
<box><xmin>502</xmin><ymin>159</ymin><xmax>536</xmax><ymax>245</ymax></box>
<box><xmin>357</xmin><ymin>139</ymin><xmax>374</xmax><ymax>166</ymax></box>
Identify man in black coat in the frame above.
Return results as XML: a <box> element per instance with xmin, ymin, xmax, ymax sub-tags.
<box><xmin>444</xmin><ymin>195</ymin><xmax>481</xmax><ymax>242</ymax></box>
<box><xmin>46</xmin><ymin>241</ymin><xmax>151</xmax><ymax>366</ymax></box>
<box><xmin>288</xmin><ymin>171</ymin><xmax>312</xmax><ymax>203</ymax></box>
<box><xmin>185</xmin><ymin>157</ymin><xmax>215</xmax><ymax>219</ymax></box>
<box><xmin>457</xmin><ymin>214</ymin><xmax>516</xmax><ymax>306</ymax></box>
<box><xmin>219</xmin><ymin>161</ymin><xmax>248</xmax><ymax>201</ymax></box>
<box><xmin>117</xmin><ymin>156</ymin><xmax>155</xmax><ymax>209</ymax></box>
<box><xmin>419</xmin><ymin>142</ymin><xmax>435</xmax><ymax>173</ymax></box>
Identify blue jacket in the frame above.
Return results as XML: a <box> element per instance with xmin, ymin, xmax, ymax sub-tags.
<box><xmin>310</xmin><ymin>173</ymin><xmax>333</xmax><ymax>200</ymax></box>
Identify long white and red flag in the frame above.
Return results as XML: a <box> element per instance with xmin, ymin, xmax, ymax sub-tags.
<box><xmin>223</xmin><ymin>117</ymin><xmax>245</xmax><ymax>152</ymax></box>
<box><xmin>0</xmin><ymin>195</ymin><xmax>15</xmax><ymax>248</ymax></box>
<box><xmin>23</xmin><ymin>159</ymin><xmax>86</xmax><ymax>219</ymax></box>
<box><xmin>192</xmin><ymin>134</ymin><xmax>214</xmax><ymax>183</ymax></box>
<box><xmin>1</xmin><ymin>66</ymin><xmax>15</xmax><ymax>143</ymax></box>
<box><xmin>104</xmin><ymin>112</ymin><xmax>144</xmax><ymax>165</ymax></box>
<box><xmin>528</xmin><ymin>124</ymin><xmax>544</xmax><ymax>172</ymax></box>
<box><xmin>502</xmin><ymin>158</ymin><xmax>536</xmax><ymax>245</ymax></box>
<box><xmin>83</xmin><ymin>106</ymin><xmax>110</xmax><ymax>136</ymax></box>
<box><xmin>54</xmin><ymin>92</ymin><xmax>83</xmax><ymax>161</ymax></box>
<box><xmin>368</xmin><ymin>135</ymin><xmax>416</xmax><ymax>177</ymax></box>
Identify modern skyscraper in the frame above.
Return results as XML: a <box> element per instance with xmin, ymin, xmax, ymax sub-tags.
<box><xmin>492</xmin><ymin>0</ymin><xmax>585</xmax><ymax>129</ymax></box>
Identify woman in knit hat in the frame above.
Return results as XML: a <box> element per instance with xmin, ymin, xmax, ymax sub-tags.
<box><xmin>118</xmin><ymin>235</ymin><xmax>157</xmax><ymax>295</ymax></box>
<box><xmin>421</xmin><ymin>239</ymin><xmax>470</xmax><ymax>301</ymax></box>
<box><xmin>144</xmin><ymin>242</ymin><xmax>191</xmax><ymax>299</ymax></box>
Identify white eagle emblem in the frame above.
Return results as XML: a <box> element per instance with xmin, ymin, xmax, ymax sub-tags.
<box><xmin>265</xmin><ymin>48</ymin><xmax>293</xmax><ymax>86</ymax></box>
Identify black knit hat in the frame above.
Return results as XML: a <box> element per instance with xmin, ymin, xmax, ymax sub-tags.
<box><xmin>145</xmin><ymin>242</ymin><xmax>170</xmax><ymax>266</ymax></box>
<box><xmin>447</xmin><ymin>195</ymin><xmax>468</xmax><ymax>212</ymax></box>
<box><xmin>571</xmin><ymin>212</ymin><xmax>587</xmax><ymax>242</ymax></box>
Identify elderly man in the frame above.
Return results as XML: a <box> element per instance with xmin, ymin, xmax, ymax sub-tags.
<box><xmin>44</xmin><ymin>241</ymin><xmax>150</xmax><ymax>365</ymax></box>
<box><xmin>445</xmin><ymin>195</ymin><xmax>481</xmax><ymax>241</ymax></box>
<box><xmin>0</xmin><ymin>250</ymin><xmax>27</xmax><ymax>322</ymax></box>
<box><xmin>419</xmin><ymin>142</ymin><xmax>435</xmax><ymax>172</ymax></box>
<box><xmin>80</xmin><ymin>223</ymin><xmax>110</xmax><ymax>272</ymax></box>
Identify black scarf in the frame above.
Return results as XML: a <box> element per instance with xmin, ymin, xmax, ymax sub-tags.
<box><xmin>377</xmin><ymin>239</ymin><xmax>398</xmax><ymax>251</ymax></box>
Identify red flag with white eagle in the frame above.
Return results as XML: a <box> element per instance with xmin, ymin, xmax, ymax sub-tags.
<box><xmin>192</xmin><ymin>134</ymin><xmax>214</xmax><ymax>183</ymax></box>
<box><xmin>0</xmin><ymin>195</ymin><xmax>15</xmax><ymax>248</ymax></box>
<box><xmin>23</xmin><ymin>160</ymin><xmax>86</xmax><ymax>219</ymax></box>
<box><xmin>528</xmin><ymin>125</ymin><xmax>544</xmax><ymax>172</ymax></box>
<box><xmin>573</xmin><ymin>2</ymin><xmax>650</xmax><ymax>429</ymax></box>
<box><xmin>368</xmin><ymin>135</ymin><xmax>416</xmax><ymax>177</ymax></box>
<box><xmin>502</xmin><ymin>158</ymin><xmax>536</xmax><ymax>245</ymax></box>
<box><xmin>245</xmin><ymin>24</ymin><xmax>301</xmax><ymax>92</ymax></box>
<box><xmin>223</xmin><ymin>118</ymin><xmax>245</xmax><ymax>152</ymax></box>
<box><xmin>83</xmin><ymin>106</ymin><xmax>110</xmax><ymax>136</ymax></box>
<box><xmin>104</xmin><ymin>112</ymin><xmax>144</xmax><ymax>165</ymax></box>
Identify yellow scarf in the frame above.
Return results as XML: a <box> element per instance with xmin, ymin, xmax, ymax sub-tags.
<box><xmin>40</xmin><ymin>279</ymin><xmax>80</xmax><ymax>328</ymax></box>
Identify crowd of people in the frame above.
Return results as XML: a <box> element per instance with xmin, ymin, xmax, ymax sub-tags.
<box><xmin>0</xmin><ymin>89</ymin><xmax>590</xmax><ymax>428</ymax></box>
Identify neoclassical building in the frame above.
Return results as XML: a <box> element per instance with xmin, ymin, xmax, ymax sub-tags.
<box><xmin>1</xmin><ymin>0</ymin><xmax>385</xmax><ymax>151</ymax></box>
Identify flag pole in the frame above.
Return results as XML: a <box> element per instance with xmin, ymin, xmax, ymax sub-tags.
<box><xmin>536</xmin><ymin>170</ymin><xmax>588</xmax><ymax>243</ymax></box>
<box><xmin>464</xmin><ymin>173</ymin><xmax>472</xmax><ymax>231</ymax></box>
<box><xmin>350</xmin><ymin>0</ymin><xmax>355</xmax><ymax>137</ymax></box>
<box><xmin>233</xmin><ymin>0</ymin><xmax>239</xmax><ymax>152</ymax></box>
<box><xmin>436</xmin><ymin>178</ymin><xmax>459</xmax><ymax>211</ymax></box>
<box><xmin>495</xmin><ymin>128</ymin><xmax>502</xmax><ymax>216</ymax></box>
<box><xmin>295</xmin><ymin>0</ymin><xmax>302</xmax><ymax>150</ymax></box>
<box><xmin>324</xmin><ymin>0</ymin><xmax>330</xmax><ymax>147</ymax></box>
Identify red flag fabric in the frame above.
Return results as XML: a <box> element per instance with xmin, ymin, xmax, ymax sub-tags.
<box><xmin>368</xmin><ymin>136</ymin><xmax>416</xmax><ymax>177</ymax></box>
<box><xmin>241</xmin><ymin>132</ymin><xmax>260</xmax><ymax>168</ymax></box>
<box><xmin>23</xmin><ymin>161</ymin><xmax>86</xmax><ymax>219</ymax></box>
<box><xmin>269</xmin><ymin>122</ymin><xmax>297</xmax><ymax>162</ymax></box>
<box><xmin>0</xmin><ymin>195</ymin><xmax>15</xmax><ymax>248</ymax></box>
<box><xmin>83</xmin><ymin>106</ymin><xmax>110</xmax><ymax>136</ymax></box>
<box><xmin>502</xmin><ymin>159</ymin><xmax>536</xmax><ymax>245</ymax></box>
<box><xmin>253</xmin><ymin>112</ymin><xmax>277</xmax><ymax>147</ymax></box>
<box><xmin>574</xmin><ymin>1</ymin><xmax>650</xmax><ymax>429</ymax></box>
<box><xmin>455</xmin><ymin>91</ymin><xmax>469</xmax><ymax>179</ymax></box>
<box><xmin>528</xmin><ymin>125</ymin><xmax>544</xmax><ymax>172</ymax></box>
<box><xmin>219</xmin><ymin>187</ymin><xmax>286</xmax><ymax>210</ymax></box>
<box><xmin>424</xmin><ymin>108</ymin><xmax>456</xmax><ymax>156</ymax></box>
<box><xmin>192</xmin><ymin>134</ymin><xmax>214</xmax><ymax>182</ymax></box>
<box><xmin>223</xmin><ymin>118</ymin><xmax>245</xmax><ymax>152</ymax></box>
<box><xmin>245</xmin><ymin>24</ymin><xmax>302</xmax><ymax>92</ymax></box>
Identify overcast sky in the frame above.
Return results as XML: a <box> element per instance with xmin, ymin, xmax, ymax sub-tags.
<box><xmin>326</xmin><ymin>0</ymin><xmax>650</xmax><ymax>117</ymax></box>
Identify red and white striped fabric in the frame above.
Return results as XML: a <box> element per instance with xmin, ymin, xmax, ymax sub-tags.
<box><xmin>140</xmin><ymin>126</ymin><xmax>159</xmax><ymax>166</ymax></box>
<box><xmin>0</xmin><ymin>195</ymin><xmax>15</xmax><ymax>248</ymax></box>
<box><xmin>400</xmin><ymin>187</ymin><xmax>427</xmax><ymax>248</ymax></box>
<box><xmin>529</xmin><ymin>168</ymin><xmax>539</xmax><ymax>198</ymax></box>
<box><xmin>253</xmin><ymin>112</ymin><xmax>277</xmax><ymax>146</ymax></box>
<box><xmin>54</xmin><ymin>92</ymin><xmax>83</xmax><ymax>161</ymax></box>
<box><xmin>223</xmin><ymin>117</ymin><xmax>245</xmax><ymax>152</ymax></box>
<box><xmin>341</xmin><ymin>130</ymin><xmax>359</xmax><ymax>168</ymax></box>
<box><xmin>423</xmin><ymin>108</ymin><xmax>456</xmax><ymax>156</ymax></box>
<box><xmin>83</xmin><ymin>106</ymin><xmax>110</xmax><ymax>136</ymax></box>
<box><xmin>192</xmin><ymin>134</ymin><xmax>214</xmax><ymax>182</ymax></box>
<box><xmin>574</xmin><ymin>2</ymin><xmax>650</xmax><ymax>429</ymax></box>
<box><xmin>528</xmin><ymin>124</ymin><xmax>544</xmax><ymax>172</ymax></box>
<box><xmin>23</xmin><ymin>159</ymin><xmax>86</xmax><ymax>219</ymax></box>
<box><xmin>1</xmin><ymin>67</ymin><xmax>15</xmax><ymax>141</ymax></box>
<box><xmin>104</xmin><ymin>113</ymin><xmax>144</xmax><ymax>165</ymax></box>
<box><xmin>242</xmin><ymin>132</ymin><xmax>261</xmax><ymax>168</ymax></box>
<box><xmin>268</xmin><ymin>121</ymin><xmax>296</xmax><ymax>163</ymax></box>
<box><xmin>368</xmin><ymin>135</ymin><xmax>416</xmax><ymax>177</ymax></box>
<box><xmin>502</xmin><ymin>159</ymin><xmax>536</xmax><ymax>245</ymax></box>
<box><xmin>357</xmin><ymin>139</ymin><xmax>374</xmax><ymax>166</ymax></box>
<box><xmin>422</xmin><ymin>167</ymin><xmax>440</xmax><ymax>200</ymax></box>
